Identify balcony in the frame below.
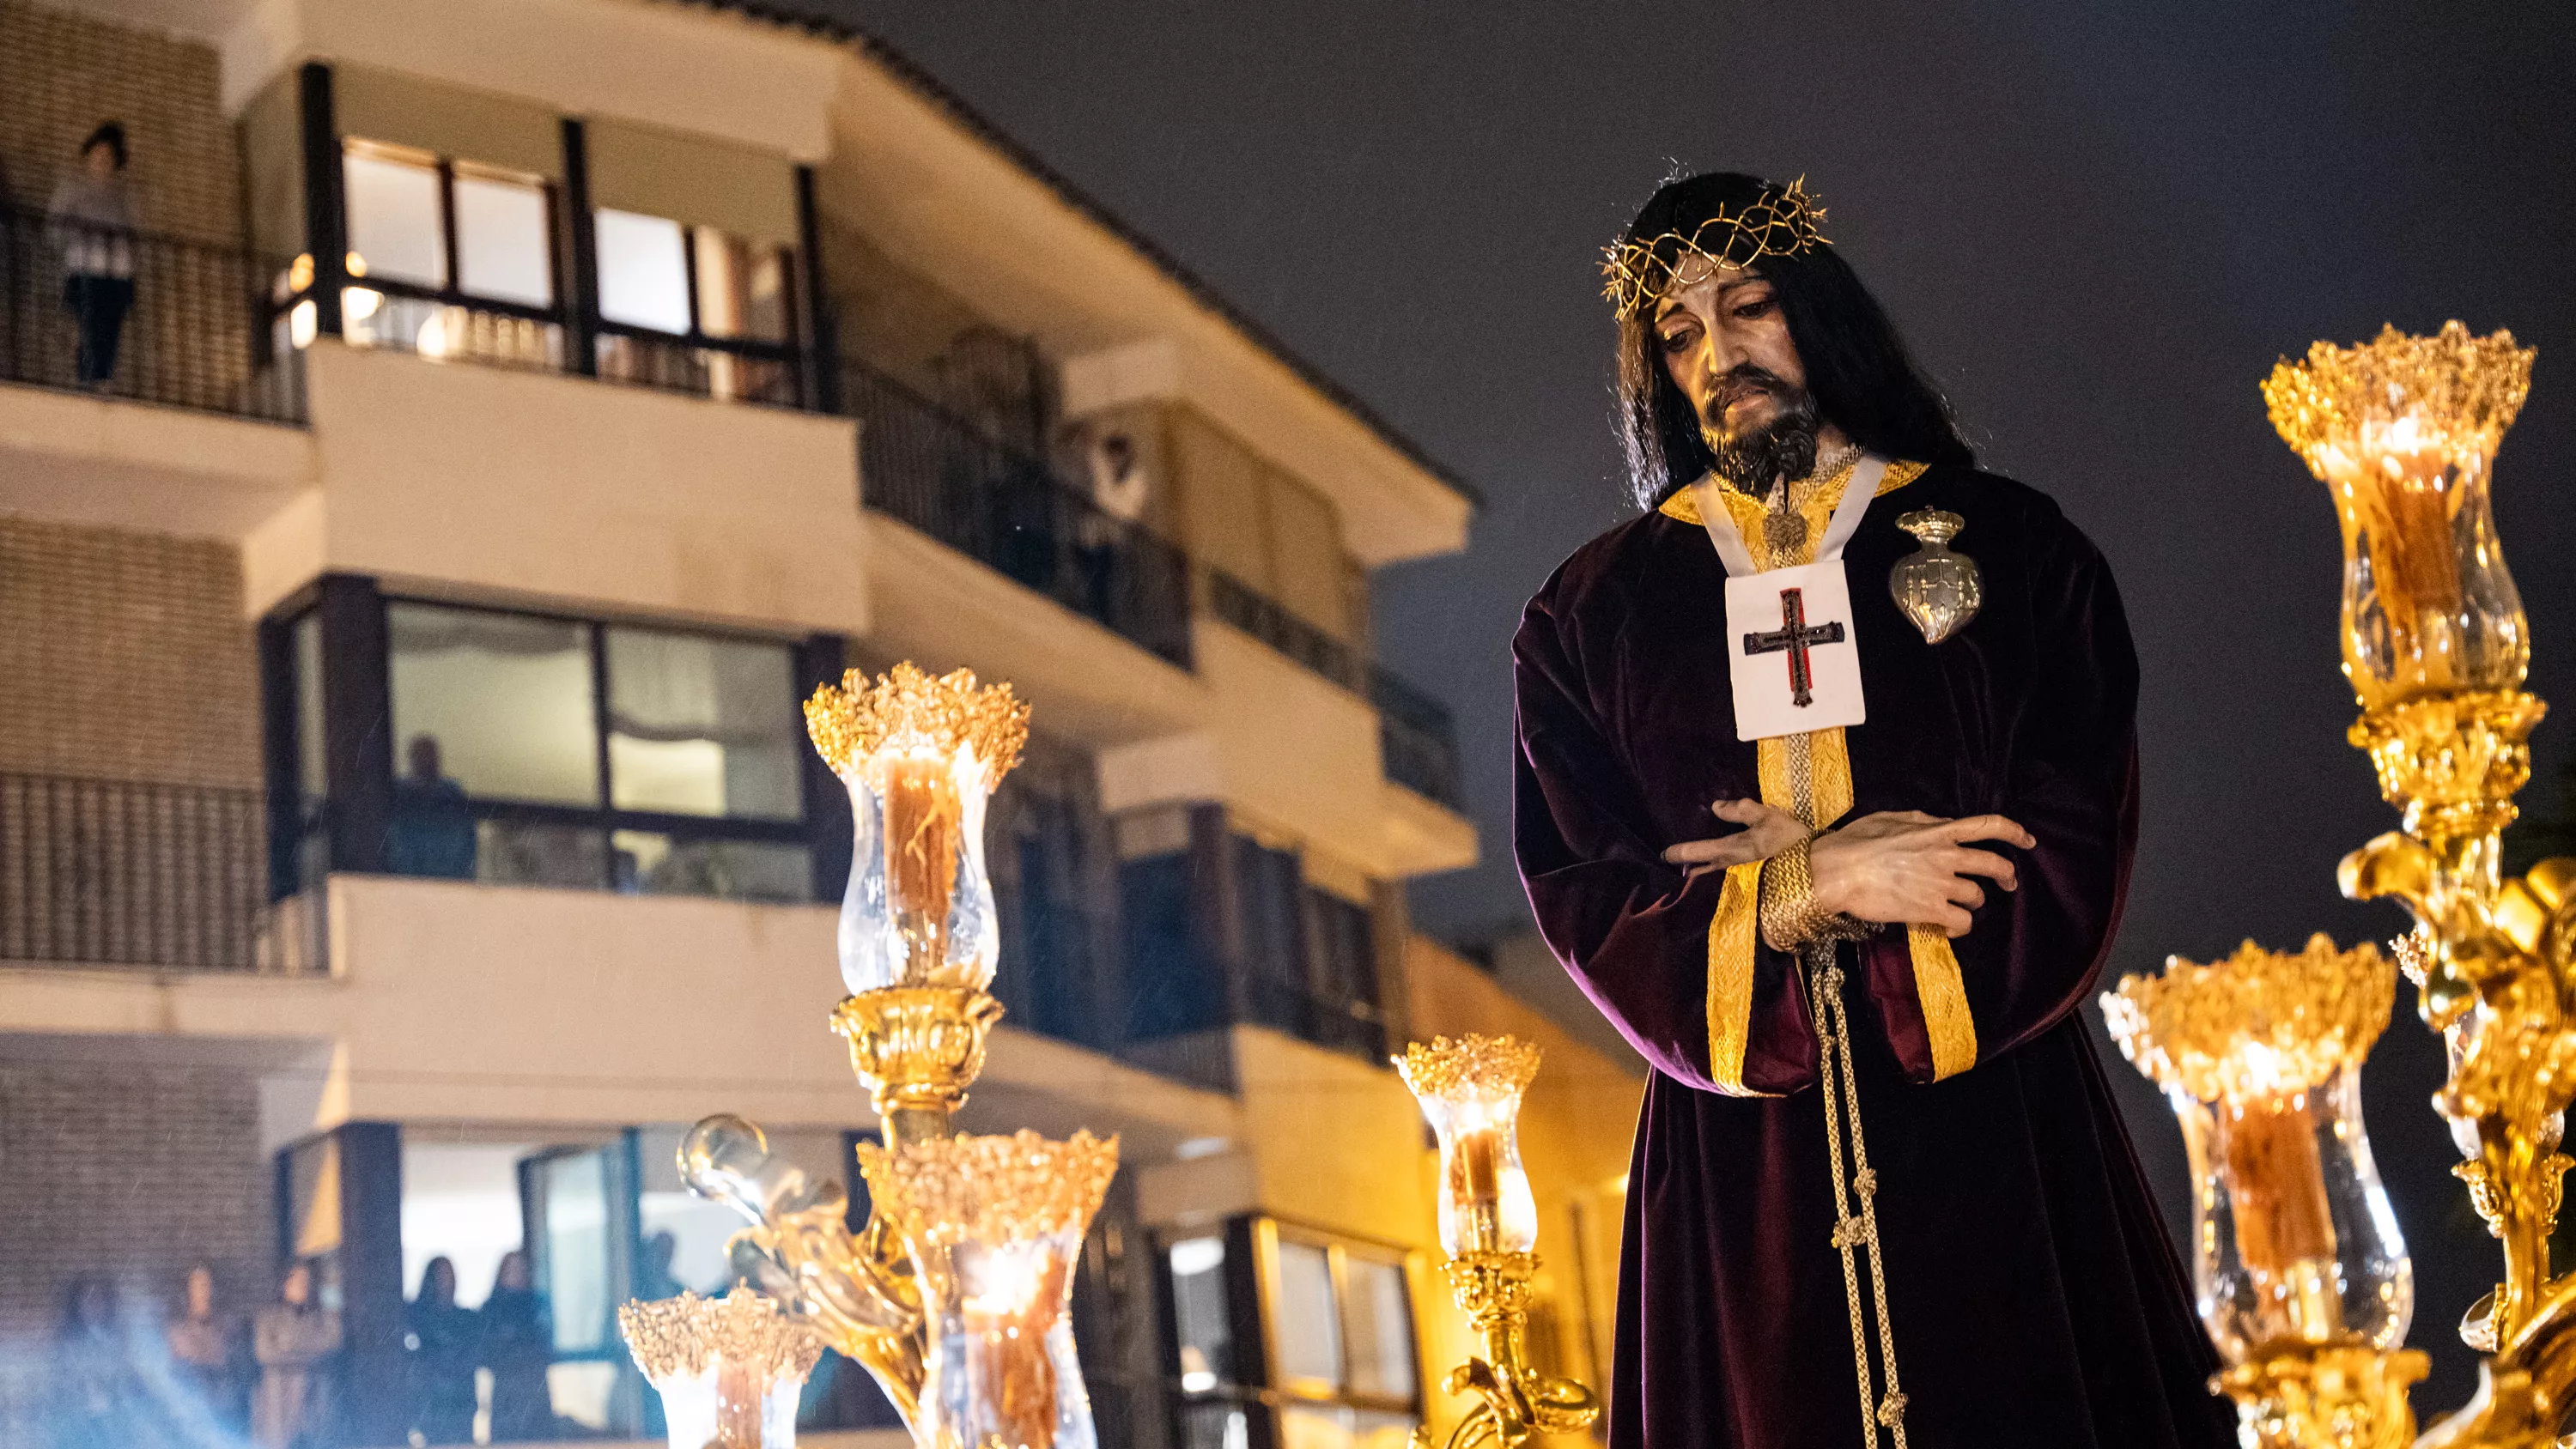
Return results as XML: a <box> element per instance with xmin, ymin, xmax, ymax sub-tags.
<box><xmin>0</xmin><ymin>772</ymin><xmax>311</xmax><ymax>973</ymax></box>
<box><xmin>2</xmin><ymin>208</ymin><xmax>304</xmax><ymax>423</ymax></box>
<box><xmin>844</xmin><ymin>361</ymin><xmax>1193</xmax><ymax>667</ymax></box>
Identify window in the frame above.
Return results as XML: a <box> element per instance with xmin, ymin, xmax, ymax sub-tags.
<box><xmin>337</xmin><ymin>139</ymin><xmax>560</xmax><ymax>367</ymax></box>
<box><xmin>375</xmin><ymin>600</ymin><xmax>813</xmax><ymax>901</ymax></box>
<box><xmin>1163</xmin><ymin>1219</ymin><xmax>1422</xmax><ymax>1449</ymax></box>
<box><xmin>593</xmin><ymin>207</ymin><xmax>800</xmax><ymax>403</ymax></box>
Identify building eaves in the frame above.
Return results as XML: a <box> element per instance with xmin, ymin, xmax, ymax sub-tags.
<box><xmin>675</xmin><ymin>0</ymin><xmax>1484</xmax><ymax>512</ymax></box>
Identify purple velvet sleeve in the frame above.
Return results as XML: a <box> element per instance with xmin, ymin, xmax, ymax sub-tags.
<box><xmin>1862</xmin><ymin>525</ymin><xmax>2142</xmax><ymax>1082</ymax></box>
<box><xmin>1512</xmin><ymin>594</ymin><xmax>1817</xmax><ymax>1094</ymax></box>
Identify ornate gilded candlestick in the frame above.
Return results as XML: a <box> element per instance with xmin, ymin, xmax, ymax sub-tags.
<box><xmin>1395</xmin><ymin>1034</ymin><xmax>1599</xmax><ymax>1449</ymax></box>
<box><xmin>618</xmin><ymin>1287</ymin><xmax>827</xmax><ymax>1449</ymax></box>
<box><xmin>854</xmin><ymin>1129</ymin><xmax>1121</xmax><ymax>1449</ymax></box>
<box><xmin>2101</xmin><ymin>937</ymin><xmax>2422</xmax><ymax>1446</ymax></box>
<box><xmin>671</xmin><ymin>664</ymin><xmax>1077</xmax><ymax>1442</ymax></box>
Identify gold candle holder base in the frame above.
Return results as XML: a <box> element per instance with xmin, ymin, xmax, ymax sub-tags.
<box><xmin>832</xmin><ymin>985</ymin><xmax>1005</xmax><ymax>1143</ymax></box>
<box><xmin>2215</xmin><ymin>1343</ymin><xmax>2427</xmax><ymax>1449</ymax></box>
<box><xmin>2348</xmin><ymin>690</ymin><xmax>2545</xmax><ymax>846</ymax></box>
<box><xmin>1418</xmin><ymin>1251</ymin><xmax>1600</xmax><ymax>1449</ymax></box>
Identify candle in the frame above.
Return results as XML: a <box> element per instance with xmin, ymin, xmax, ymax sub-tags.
<box><xmin>882</xmin><ymin>751</ymin><xmax>961</xmax><ymax>974</ymax></box>
<box><xmin>1452</xmin><ymin>1124</ymin><xmax>1504</xmax><ymax>1252</ymax></box>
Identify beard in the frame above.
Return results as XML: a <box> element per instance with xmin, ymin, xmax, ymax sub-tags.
<box><xmin>1700</xmin><ymin>369</ymin><xmax>1821</xmax><ymax>493</ymax></box>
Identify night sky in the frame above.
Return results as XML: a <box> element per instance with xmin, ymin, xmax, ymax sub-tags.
<box><xmin>799</xmin><ymin>0</ymin><xmax>2576</xmax><ymax>1405</ymax></box>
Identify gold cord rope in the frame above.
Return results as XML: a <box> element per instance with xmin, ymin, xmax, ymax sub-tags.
<box><xmin>1809</xmin><ymin>953</ymin><xmax>1911</xmax><ymax>1446</ymax></box>
<box><xmin>1747</xmin><ymin>463</ymin><xmax>1913</xmax><ymax>1445</ymax></box>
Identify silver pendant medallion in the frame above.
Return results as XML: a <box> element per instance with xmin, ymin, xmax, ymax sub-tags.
<box><xmin>1890</xmin><ymin>509</ymin><xmax>1981</xmax><ymax>643</ymax></box>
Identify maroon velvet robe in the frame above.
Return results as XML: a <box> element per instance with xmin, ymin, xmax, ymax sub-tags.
<box><xmin>1513</xmin><ymin>464</ymin><xmax>2230</xmax><ymax>1448</ymax></box>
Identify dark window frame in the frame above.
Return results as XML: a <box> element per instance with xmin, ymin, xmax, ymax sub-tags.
<box><xmin>268</xmin><ymin>578</ymin><xmax>823</xmax><ymax>902</ymax></box>
<box><xmin>1154</xmin><ymin>1214</ymin><xmax>1426</xmax><ymax>1449</ymax></box>
<box><xmin>331</xmin><ymin>136</ymin><xmax>568</xmax><ymax>330</ymax></box>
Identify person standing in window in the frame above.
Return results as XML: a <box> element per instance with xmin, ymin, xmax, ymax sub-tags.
<box><xmin>481</xmin><ymin>1250</ymin><xmax>556</xmax><ymax>1441</ymax></box>
<box><xmin>166</xmin><ymin>1264</ymin><xmax>252</xmax><ymax>1434</ymax></box>
<box><xmin>404</xmin><ymin>1258</ymin><xmax>480</xmax><ymax>1446</ymax></box>
<box><xmin>46</xmin><ymin>123</ymin><xmax>138</xmax><ymax>391</ymax></box>
<box><xmin>252</xmin><ymin>1262</ymin><xmax>340</xmax><ymax>1449</ymax></box>
<box><xmin>386</xmin><ymin>735</ymin><xmax>478</xmax><ymax>880</ymax></box>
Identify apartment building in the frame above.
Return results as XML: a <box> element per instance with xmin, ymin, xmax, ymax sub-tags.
<box><xmin>0</xmin><ymin>1</ymin><xmax>1640</xmax><ymax>1446</ymax></box>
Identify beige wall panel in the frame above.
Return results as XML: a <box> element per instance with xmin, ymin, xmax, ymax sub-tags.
<box><xmin>588</xmin><ymin>117</ymin><xmax>796</xmax><ymax>246</ymax></box>
<box><xmin>0</xmin><ymin>517</ymin><xmax>260</xmax><ymax>788</ymax></box>
<box><xmin>1233</xmin><ymin>1027</ymin><xmax>1435</xmax><ymax>1246</ymax></box>
<box><xmin>237</xmin><ymin>69</ymin><xmax>305</xmax><ymax>258</ymax></box>
<box><xmin>335</xmin><ymin>64</ymin><xmax>561</xmax><ymax>178</ymax></box>
<box><xmin>273</xmin><ymin>343</ymin><xmax>866</xmax><ymax>634</ymax></box>
<box><xmin>0</xmin><ymin>0</ymin><xmax>240</xmax><ymax>242</ymax></box>
<box><xmin>1261</xmin><ymin>469</ymin><xmax>1352</xmax><ymax>640</ymax></box>
<box><xmin>1168</xmin><ymin>409</ymin><xmax>1271</xmax><ymax>591</ymax></box>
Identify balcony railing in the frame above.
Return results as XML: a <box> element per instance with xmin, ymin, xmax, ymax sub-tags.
<box><xmin>1206</xmin><ymin>572</ymin><xmax>1463</xmax><ymax>808</ymax></box>
<box><xmin>317</xmin><ymin>273</ymin><xmax>813</xmax><ymax>409</ymax></box>
<box><xmin>0</xmin><ymin>773</ymin><xmax>283</xmax><ymax>972</ymax></box>
<box><xmin>0</xmin><ymin>207</ymin><xmax>304</xmax><ymax>422</ymax></box>
<box><xmin>845</xmin><ymin>361</ymin><xmax>1194</xmax><ymax>667</ymax></box>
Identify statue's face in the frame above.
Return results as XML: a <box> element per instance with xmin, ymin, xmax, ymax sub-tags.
<box><xmin>1651</xmin><ymin>257</ymin><xmax>1808</xmax><ymax>448</ymax></box>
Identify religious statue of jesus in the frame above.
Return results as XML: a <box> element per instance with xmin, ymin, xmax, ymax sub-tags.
<box><xmin>1512</xmin><ymin>171</ymin><xmax>2233</xmax><ymax>1448</ymax></box>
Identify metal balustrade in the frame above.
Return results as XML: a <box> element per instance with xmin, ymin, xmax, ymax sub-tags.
<box><xmin>0</xmin><ymin>207</ymin><xmax>304</xmax><ymax>422</ymax></box>
<box><xmin>0</xmin><ymin>773</ymin><xmax>279</xmax><ymax>972</ymax></box>
<box><xmin>845</xmin><ymin>361</ymin><xmax>1195</xmax><ymax>667</ymax></box>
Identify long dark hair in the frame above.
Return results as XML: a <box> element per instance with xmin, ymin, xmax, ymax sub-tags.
<box><xmin>1613</xmin><ymin>172</ymin><xmax>1972</xmax><ymax>509</ymax></box>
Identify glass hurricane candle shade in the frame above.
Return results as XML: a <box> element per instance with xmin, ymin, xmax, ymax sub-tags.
<box><xmin>1397</xmin><ymin>1034</ymin><xmax>1544</xmax><ymax>1258</ymax></box>
<box><xmin>2101</xmin><ymin>937</ymin><xmax>2409</xmax><ymax>1364</ymax></box>
<box><xmin>856</xmin><ymin>1130</ymin><xmax>1121</xmax><ymax>1449</ymax></box>
<box><xmin>2171</xmin><ymin>1064</ymin><xmax>2412</xmax><ymax>1360</ymax></box>
<box><xmin>2263</xmin><ymin>322</ymin><xmax>2537</xmax><ymax>711</ymax></box>
<box><xmin>805</xmin><ymin>665</ymin><xmax>1031</xmax><ymax>995</ymax></box>
<box><xmin>618</xmin><ymin>1288</ymin><xmax>824</xmax><ymax>1449</ymax></box>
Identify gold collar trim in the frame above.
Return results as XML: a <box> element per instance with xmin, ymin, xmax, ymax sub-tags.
<box><xmin>1659</xmin><ymin>458</ymin><xmax>1927</xmax><ymax>526</ymax></box>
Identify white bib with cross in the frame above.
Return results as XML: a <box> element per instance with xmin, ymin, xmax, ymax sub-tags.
<box><xmin>1691</xmin><ymin>456</ymin><xmax>1883</xmax><ymax>742</ymax></box>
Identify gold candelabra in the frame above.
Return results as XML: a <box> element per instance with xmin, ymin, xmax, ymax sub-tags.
<box><xmin>656</xmin><ymin>664</ymin><xmax>1119</xmax><ymax>1449</ymax></box>
<box><xmin>2104</xmin><ymin>323</ymin><xmax>2576</xmax><ymax>1448</ymax></box>
<box><xmin>1397</xmin><ymin>1034</ymin><xmax>1602</xmax><ymax>1449</ymax></box>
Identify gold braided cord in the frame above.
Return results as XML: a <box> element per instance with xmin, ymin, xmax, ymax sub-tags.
<box><xmin>1602</xmin><ymin>178</ymin><xmax>1830</xmax><ymax>317</ymax></box>
<box><xmin>1812</xmin><ymin>957</ymin><xmax>1910</xmax><ymax>1446</ymax></box>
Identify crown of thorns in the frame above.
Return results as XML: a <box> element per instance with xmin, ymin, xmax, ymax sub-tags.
<box><xmin>1601</xmin><ymin>178</ymin><xmax>1830</xmax><ymax>317</ymax></box>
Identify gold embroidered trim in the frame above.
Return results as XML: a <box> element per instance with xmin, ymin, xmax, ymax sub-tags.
<box><xmin>1905</xmin><ymin>925</ymin><xmax>1979</xmax><ymax>1081</ymax></box>
<box><xmin>1657</xmin><ymin>458</ymin><xmax>1927</xmax><ymax>526</ymax></box>
<box><xmin>1704</xmin><ymin>859</ymin><xmax>1775</xmax><ymax>1096</ymax></box>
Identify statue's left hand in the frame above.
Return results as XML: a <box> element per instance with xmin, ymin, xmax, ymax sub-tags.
<box><xmin>1662</xmin><ymin>798</ymin><xmax>1810</xmax><ymax>881</ymax></box>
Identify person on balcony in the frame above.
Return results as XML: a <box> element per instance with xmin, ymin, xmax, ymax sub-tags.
<box><xmin>46</xmin><ymin>122</ymin><xmax>138</xmax><ymax>391</ymax></box>
<box><xmin>481</xmin><ymin>1250</ymin><xmax>556</xmax><ymax>1441</ymax></box>
<box><xmin>251</xmin><ymin>1262</ymin><xmax>340</xmax><ymax>1449</ymax></box>
<box><xmin>165</xmin><ymin>1263</ymin><xmax>252</xmax><ymax>1434</ymax></box>
<box><xmin>46</xmin><ymin>1275</ymin><xmax>144</xmax><ymax>1449</ymax></box>
<box><xmin>405</xmin><ymin>1258</ymin><xmax>481</xmax><ymax>1445</ymax></box>
<box><xmin>386</xmin><ymin>735</ymin><xmax>478</xmax><ymax>880</ymax></box>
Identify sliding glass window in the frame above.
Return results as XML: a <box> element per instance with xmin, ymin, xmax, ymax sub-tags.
<box><xmin>333</xmin><ymin>139</ymin><xmax>562</xmax><ymax>368</ymax></box>
<box><xmin>383</xmin><ymin>600</ymin><xmax>811</xmax><ymax>901</ymax></box>
<box><xmin>592</xmin><ymin>207</ymin><xmax>801</xmax><ymax>404</ymax></box>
